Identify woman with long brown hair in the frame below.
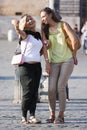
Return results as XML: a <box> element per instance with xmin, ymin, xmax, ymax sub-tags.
<box><xmin>40</xmin><ymin>7</ymin><xmax>79</xmax><ymax>124</ymax></box>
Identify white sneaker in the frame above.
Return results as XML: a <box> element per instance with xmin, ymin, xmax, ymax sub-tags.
<box><xmin>29</xmin><ymin>116</ymin><xmax>41</xmax><ymax>124</ymax></box>
<box><xmin>21</xmin><ymin>117</ymin><xmax>29</xmax><ymax>124</ymax></box>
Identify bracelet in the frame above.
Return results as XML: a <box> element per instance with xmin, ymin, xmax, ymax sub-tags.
<box><xmin>45</xmin><ymin>58</ymin><xmax>49</xmax><ymax>61</ymax></box>
<box><xmin>16</xmin><ymin>27</ymin><xmax>20</xmax><ymax>31</ymax></box>
<box><xmin>44</xmin><ymin>41</ymin><xmax>48</xmax><ymax>45</ymax></box>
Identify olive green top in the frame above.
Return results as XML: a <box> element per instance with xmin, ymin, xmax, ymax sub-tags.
<box><xmin>48</xmin><ymin>22</ymin><xmax>73</xmax><ymax>63</ymax></box>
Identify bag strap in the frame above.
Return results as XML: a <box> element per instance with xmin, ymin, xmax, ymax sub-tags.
<box><xmin>23</xmin><ymin>40</ymin><xmax>28</xmax><ymax>54</ymax></box>
<box><xmin>15</xmin><ymin>41</ymin><xmax>28</xmax><ymax>55</ymax></box>
<box><xmin>61</xmin><ymin>21</ymin><xmax>69</xmax><ymax>39</ymax></box>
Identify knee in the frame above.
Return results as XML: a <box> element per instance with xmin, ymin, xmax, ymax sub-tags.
<box><xmin>48</xmin><ymin>87</ymin><xmax>56</xmax><ymax>95</ymax></box>
<box><xmin>58</xmin><ymin>84</ymin><xmax>66</xmax><ymax>93</ymax></box>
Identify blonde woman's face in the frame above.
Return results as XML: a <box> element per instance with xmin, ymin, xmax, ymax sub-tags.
<box><xmin>19</xmin><ymin>15</ymin><xmax>36</xmax><ymax>30</ymax></box>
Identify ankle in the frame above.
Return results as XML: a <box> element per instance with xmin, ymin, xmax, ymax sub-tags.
<box><xmin>51</xmin><ymin>111</ymin><xmax>55</xmax><ymax>118</ymax></box>
<box><xmin>58</xmin><ymin>111</ymin><xmax>64</xmax><ymax>118</ymax></box>
<box><xmin>51</xmin><ymin>115</ymin><xmax>55</xmax><ymax>119</ymax></box>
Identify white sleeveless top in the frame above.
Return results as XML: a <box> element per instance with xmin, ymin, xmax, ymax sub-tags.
<box><xmin>21</xmin><ymin>35</ymin><xmax>43</xmax><ymax>62</ymax></box>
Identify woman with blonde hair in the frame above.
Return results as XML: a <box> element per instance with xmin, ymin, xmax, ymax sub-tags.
<box><xmin>12</xmin><ymin>14</ymin><xmax>43</xmax><ymax>124</ymax></box>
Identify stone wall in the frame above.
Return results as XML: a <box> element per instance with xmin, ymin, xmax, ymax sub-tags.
<box><xmin>0</xmin><ymin>0</ymin><xmax>49</xmax><ymax>16</ymax></box>
<box><xmin>0</xmin><ymin>0</ymin><xmax>49</xmax><ymax>40</ymax></box>
<box><xmin>0</xmin><ymin>0</ymin><xmax>80</xmax><ymax>40</ymax></box>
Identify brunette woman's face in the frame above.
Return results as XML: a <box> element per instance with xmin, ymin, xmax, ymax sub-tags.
<box><xmin>19</xmin><ymin>15</ymin><xmax>36</xmax><ymax>30</ymax></box>
<box><xmin>40</xmin><ymin>11</ymin><xmax>52</xmax><ymax>24</ymax></box>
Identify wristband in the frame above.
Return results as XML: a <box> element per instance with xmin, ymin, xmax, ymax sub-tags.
<box><xmin>45</xmin><ymin>58</ymin><xmax>49</xmax><ymax>61</ymax></box>
<box><xmin>44</xmin><ymin>41</ymin><xmax>48</xmax><ymax>45</ymax></box>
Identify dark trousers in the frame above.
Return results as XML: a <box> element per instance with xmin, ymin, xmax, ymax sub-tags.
<box><xmin>19</xmin><ymin>63</ymin><xmax>42</xmax><ymax>118</ymax></box>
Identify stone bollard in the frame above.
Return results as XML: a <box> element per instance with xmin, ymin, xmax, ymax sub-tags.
<box><xmin>7</xmin><ymin>29</ymin><xmax>18</xmax><ymax>41</ymax></box>
<box><xmin>13</xmin><ymin>65</ymin><xmax>22</xmax><ymax>104</ymax></box>
<box><xmin>8</xmin><ymin>29</ymin><xmax>15</xmax><ymax>41</ymax></box>
<box><xmin>38</xmin><ymin>73</ymin><xmax>49</xmax><ymax>102</ymax></box>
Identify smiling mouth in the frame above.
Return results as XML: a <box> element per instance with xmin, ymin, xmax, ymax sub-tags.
<box><xmin>29</xmin><ymin>23</ymin><xmax>32</xmax><ymax>25</ymax></box>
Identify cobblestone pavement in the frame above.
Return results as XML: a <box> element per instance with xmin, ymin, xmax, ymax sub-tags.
<box><xmin>0</xmin><ymin>100</ymin><xmax>87</xmax><ymax>130</ymax></box>
<box><xmin>0</xmin><ymin>40</ymin><xmax>87</xmax><ymax>130</ymax></box>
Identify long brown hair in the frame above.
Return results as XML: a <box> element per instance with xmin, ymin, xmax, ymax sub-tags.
<box><xmin>41</xmin><ymin>7</ymin><xmax>60</xmax><ymax>39</ymax></box>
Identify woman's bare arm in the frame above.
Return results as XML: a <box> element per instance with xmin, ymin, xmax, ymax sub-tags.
<box><xmin>11</xmin><ymin>19</ymin><xmax>27</xmax><ymax>39</ymax></box>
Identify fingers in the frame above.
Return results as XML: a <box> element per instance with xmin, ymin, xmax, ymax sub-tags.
<box><xmin>11</xmin><ymin>19</ymin><xmax>19</xmax><ymax>25</ymax></box>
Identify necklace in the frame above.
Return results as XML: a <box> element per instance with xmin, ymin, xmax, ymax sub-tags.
<box><xmin>49</xmin><ymin>24</ymin><xmax>58</xmax><ymax>34</ymax></box>
<box><xmin>49</xmin><ymin>27</ymin><xmax>58</xmax><ymax>35</ymax></box>
<box><xmin>49</xmin><ymin>24</ymin><xmax>58</xmax><ymax>33</ymax></box>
